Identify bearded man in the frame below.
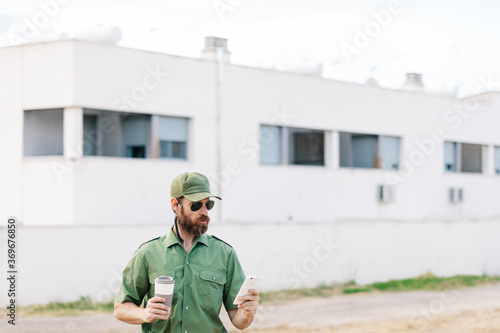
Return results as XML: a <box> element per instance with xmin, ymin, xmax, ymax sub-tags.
<box><xmin>114</xmin><ymin>172</ymin><xmax>260</xmax><ymax>333</ymax></box>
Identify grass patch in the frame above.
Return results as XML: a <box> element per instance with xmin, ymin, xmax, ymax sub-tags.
<box><xmin>260</xmin><ymin>273</ymin><xmax>500</xmax><ymax>302</ymax></box>
<box><xmin>369</xmin><ymin>273</ymin><xmax>500</xmax><ymax>292</ymax></box>
<box><xmin>342</xmin><ymin>288</ymin><xmax>372</xmax><ymax>294</ymax></box>
<box><xmin>20</xmin><ymin>296</ymin><xmax>114</xmax><ymax>317</ymax></box>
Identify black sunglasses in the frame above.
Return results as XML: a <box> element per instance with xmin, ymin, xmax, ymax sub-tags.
<box><xmin>189</xmin><ymin>200</ymin><xmax>214</xmax><ymax>212</ymax></box>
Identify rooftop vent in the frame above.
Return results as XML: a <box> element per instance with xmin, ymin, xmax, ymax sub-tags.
<box><xmin>201</xmin><ymin>36</ymin><xmax>230</xmax><ymax>62</ymax></box>
<box><xmin>401</xmin><ymin>72</ymin><xmax>424</xmax><ymax>92</ymax></box>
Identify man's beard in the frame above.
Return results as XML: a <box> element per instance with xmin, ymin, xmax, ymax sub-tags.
<box><xmin>176</xmin><ymin>206</ymin><xmax>210</xmax><ymax>236</ymax></box>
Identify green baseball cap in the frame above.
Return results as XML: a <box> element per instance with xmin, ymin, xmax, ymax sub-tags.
<box><xmin>170</xmin><ymin>172</ymin><xmax>221</xmax><ymax>201</ymax></box>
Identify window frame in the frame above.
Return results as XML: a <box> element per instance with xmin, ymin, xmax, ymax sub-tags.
<box><xmin>339</xmin><ymin>131</ymin><xmax>401</xmax><ymax>170</ymax></box>
<box><xmin>444</xmin><ymin>141</ymin><xmax>484</xmax><ymax>174</ymax></box>
<box><xmin>259</xmin><ymin>124</ymin><xmax>326</xmax><ymax>167</ymax></box>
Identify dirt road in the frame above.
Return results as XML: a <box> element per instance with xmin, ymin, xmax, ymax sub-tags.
<box><xmin>225</xmin><ymin>283</ymin><xmax>500</xmax><ymax>333</ymax></box>
<box><xmin>4</xmin><ymin>284</ymin><xmax>500</xmax><ymax>332</ymax></box>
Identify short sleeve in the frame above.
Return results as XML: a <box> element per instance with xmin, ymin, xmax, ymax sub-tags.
<box><xmin>116</xmin><ymin>249</ymin><xmax>149</xmax><ymax>306</ymax></box>
<box><xmin>223</xmin><ymin>249</ymin><xmax>246</xmax><ymax>311</ymax></box>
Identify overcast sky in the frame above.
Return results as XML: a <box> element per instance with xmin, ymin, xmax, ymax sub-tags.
<box><xmin>1</xmin><ymin>0</ymin><xmax>499</xmax><ymax>97</ymax></box>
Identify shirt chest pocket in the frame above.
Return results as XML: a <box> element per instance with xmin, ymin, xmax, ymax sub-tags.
<box><xmin>199</xmin><ymin>269</ymin><xmax>226</xmax><ymax>309</ymax></box>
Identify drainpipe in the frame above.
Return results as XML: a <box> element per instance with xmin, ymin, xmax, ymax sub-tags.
<box><xmin>202</xmin><ymin>37</ymin><xmax>230</xmax><ymax>223</ymax></box>
<box><xmin>215</xmin><ymin>46</ymin><xmax>223</xmax><ymax>223</ymax></box>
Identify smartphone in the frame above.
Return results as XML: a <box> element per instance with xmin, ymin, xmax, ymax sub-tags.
<box><xmin>233</xmin><ymin>275</ymin><xmax>262</xmax><ymax>305</ymax></box>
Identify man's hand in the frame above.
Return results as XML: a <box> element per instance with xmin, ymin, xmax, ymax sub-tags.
<box><xmin>142</xmin><ymin>297</ymin><xmax>171</xmax><ymax>323</ymax></box>
<box><xmin>115</xmin><ymin>298</ymin><xmax>170</xmax><ymax>325</ymax></box>
<box><xmin>228</xmin><ymin>289</ymin><xmax>260</xmax><ymax>330</ymax></box>
<box><xmin>237</xmin><ymin>288</ymin><xmax>260</xmax><ymax>315</ymax></box>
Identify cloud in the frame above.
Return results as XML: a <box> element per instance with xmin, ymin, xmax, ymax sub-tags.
<box><xmin>0</xmin><ymin>0</ymin><xmax>498</xmax><ymax>97</ymax></box>
<box><xmin>0</xmin><ymin>14</ymin><xmax>16</xmax><ymax>33</ymax></box>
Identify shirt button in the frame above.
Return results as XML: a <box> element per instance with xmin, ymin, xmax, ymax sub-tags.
<box><xmin>213</xmin><ymin>276</ymin><xmax>216</xmax><ymax>280</ymax></box>
<box><xmin>185</xmin><ymin>283</ymin><xmax>189</xmax><ymax>286</ymax></box>
<box><xmin>185</xmin><ymin>306</ymin><xmax>189</xmax><ymax>310</ymax></box>
<box><xmin>186</xmin><ymin>261</ymin><xmax>189</xmax><ymax>265</ymax></box>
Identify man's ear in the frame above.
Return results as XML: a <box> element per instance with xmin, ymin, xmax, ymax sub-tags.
<box><xmin>171</xmin><ymin>198</ymin><xmax>179</xmax><ymax>213</ymax></box>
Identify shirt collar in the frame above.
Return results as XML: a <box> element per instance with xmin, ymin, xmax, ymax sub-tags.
<box><xmin>165</xmin><ymin>228</ymin><xmax>209</xmax><ymax>248</ymax></box>
<box><xmin>197</xmin><ymin>232</ymin><xmax>209</xmax><ymax>246</ymax></box>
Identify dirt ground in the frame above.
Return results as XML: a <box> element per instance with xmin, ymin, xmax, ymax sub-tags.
<box><xmin>225</xmin><ymin>283</ymin><xmax>500</xmax><ymax>333</ymax></box>
<box><xmin>3</xmin><ymin>284</ymin><xmax>500</xmax><ymax>333</ymax></box>
<box><xmin>235</xmin><ymin>309</ymin><xmax>500</xmax><ymax>333</ymax></box>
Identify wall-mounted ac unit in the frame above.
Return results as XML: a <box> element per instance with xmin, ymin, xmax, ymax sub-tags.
<box><xmin>378</xmin><ymin>185</ymin><xmax>394</xmax><ymax>203</ymax></box>
<box><xmin>449</xmin><ymin>187</ymin><xmax>464</xmax><ymax>203</ymax></box>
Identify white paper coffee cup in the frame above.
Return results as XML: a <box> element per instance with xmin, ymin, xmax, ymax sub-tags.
<box><xmin>154</xmin><ymin>276</ymin><xmax>175</xmax><ymax>308</ymax></box>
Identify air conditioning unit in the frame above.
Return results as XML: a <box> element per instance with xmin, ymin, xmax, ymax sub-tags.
<box><xmin>378</xmin><ymin>185</ymin><xmax>394</xmax><ymax>203</ymax></box>
<box><xmin>449</xmin><ymin>188</ymin><xmax>464</xmax><ymax>203</ymax></box>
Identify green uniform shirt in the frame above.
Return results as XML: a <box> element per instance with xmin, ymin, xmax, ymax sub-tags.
<box><xmin>116</xmin><ymin>229</ymin><xmax>245</xmax><ymax>333</ymax></box>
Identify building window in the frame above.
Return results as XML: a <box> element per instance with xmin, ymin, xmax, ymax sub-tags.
<box><xmin>444</xmin><ymin>142</ymin><xmax>457</xmax><ymax>172</ymax></box>
<box><xmin>495</xmin><ymin>146</ymin><xmax>500</xmax><ymax>174</ymax></box>
<box><xmin>122</xmin><ymin>114</ymin><xmax>150</xmax><ymax>158</ymax></box>
<box><xmin>260</xmin><ymin>125</ymin><xmax>281</xmax><ymax>165</ymax></box>
<box><xmin>260</xmin><ymin>125</ymin><xmax>325</xmax><ymax>166</ymax></box>
<box><xmin>461</xmin><ymin>143</ymin><xmax>482</xmax><ymax>173</ymax></box>
<box><xmin>26</xmin><ymin>109</ymin><xmax>189</xmax><ymax>160</ymax></box>
<box><xmin>339</xmin><ymin>132</ymin><xmax>400</xmax><ymax>170</ymax></box>
<box><xmin>379</xmin><ymin>136</ymin><xmax>400</xmax><ymax>170</ymax></box>
<box><xmin>83</xmin><ymin>115</ymin><xmax>98</xmax><ymax>156</ymax></box>
<box><xmin>23</xmin><ymin>109</ymin><xmax>64</xmax><ymax>156</ymax></box>
<box><xmin>159</xmin><ymin>116</ymin><xmax>188</xmax><ymax>159</ymax></box>
<box><xmin>83</xmin><ymin>109</ymin><xmax>151</xmax><ymax>158</ymax></box>
<box><xmin>289</xmin><ymin>128</ymin><xmax>324</xmax><ymax>166</ymax></box>
<box><xmin>444</xmin><ymin>141</ymin><xmax>483</xmax><ymax>173</ymax></box>
<box><xmin>126</xmin><ymin>146</ymin><xmax>146</xmax><ymax>158</ymax></box>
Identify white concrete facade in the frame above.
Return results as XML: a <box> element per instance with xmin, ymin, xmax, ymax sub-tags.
<box><xmin>1</xmin><ymin>220</ymin><xmax>499</xmax><ymax>306</ymax></box>
<box><xmin>0</xmin><ymin>40</ymin><xmax>499</xmax><ymax>305</ymax></box>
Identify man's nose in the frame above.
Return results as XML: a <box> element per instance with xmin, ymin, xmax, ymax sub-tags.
<box><xmin>199</xmin><ymin>203</ymin><xmax>209</xmax><ymax>215</ymax></box>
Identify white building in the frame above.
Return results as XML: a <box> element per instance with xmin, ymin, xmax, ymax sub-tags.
<box><xmin>1</xmin><ymin>38</ymin><xmax>499</xmax><ymax>305</ymax></box>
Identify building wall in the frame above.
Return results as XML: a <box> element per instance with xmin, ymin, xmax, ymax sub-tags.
<box><xmin>218</xmin><ymin>65</ymin><xmax>500</xmax><ymax>223</ymax></box>
<box><xmin>0</xmin><ymin>46</ymin><xmax>26</xmax><ymax>227</ymax></box>
<box><xmin>1</xmin><ymin>41</ymin><xmax>500</xmax><ymax>305</ymax></box>
<box><xmin>4</xmin><ymin>40</ymin><xmax>500</xmax><ymax>226</ymax></box>
<box><xmin>0</xmin><ymin>220</ymin><xmax>499</xmax><ymax>306</ymax></box>
<box><xmin>21</xmin><ymin>41</ymin><xmax>76</xmax><ymax>110</ymax></box>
